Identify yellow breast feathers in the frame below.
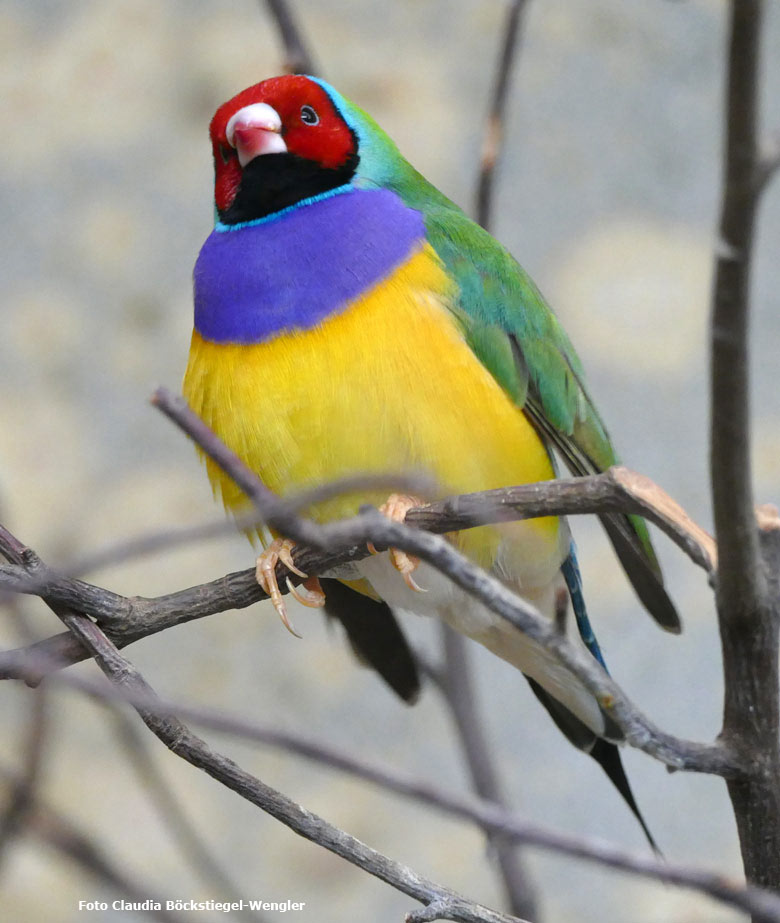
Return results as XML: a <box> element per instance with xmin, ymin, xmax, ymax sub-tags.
<box><xmin>183</xmin><ymin>242</ymin><xmax>562</xmax><ymax>573</ymax></box>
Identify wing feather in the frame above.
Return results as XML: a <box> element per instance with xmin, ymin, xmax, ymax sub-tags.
<box><xmin>416</xmin><ymin>203</ymin><xmax>680</xmax><ymax>632</ymax></box>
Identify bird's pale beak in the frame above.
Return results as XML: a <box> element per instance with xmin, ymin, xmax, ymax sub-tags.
<box><xmin>226</xmin><ymin>102</ymin><xmax>287</xmax><ymax>167</ymax></box>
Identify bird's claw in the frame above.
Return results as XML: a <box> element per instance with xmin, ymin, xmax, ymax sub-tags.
<box><xmin>286</xmin><ymin>575</ymin><xmax>326</xmax><ymax>609</ymax></box>
<box><xmin>255</xmin><ymin>538</ymin><xmax>312</xmax><ymax>638</ymax></box>
<box><xmin>377</xmin><ymin>494</ymin><xmax>426</xmax><ymax>593</ymax></box>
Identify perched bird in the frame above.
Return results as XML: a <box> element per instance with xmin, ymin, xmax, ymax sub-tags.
<box><xmin>183</xmin><ymin>75</ymin><xmax>680</xmax><ymax>846</ymax></box>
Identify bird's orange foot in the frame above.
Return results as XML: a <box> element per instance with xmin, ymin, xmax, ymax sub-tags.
<box><xmin>369</xmin><ymin>494</ymin><xmax>427</xmax><ymax>593</ymax></box>
<box><xmin>255</xmin><ymin>539</ymin><xmax>326</xmax><ymax>638</ymax></box>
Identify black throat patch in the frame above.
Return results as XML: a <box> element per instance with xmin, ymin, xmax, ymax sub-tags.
<box><xmin>219</xmin><ymin>150</ymin><xmax>359</xmax><ymax>224</ymax></box>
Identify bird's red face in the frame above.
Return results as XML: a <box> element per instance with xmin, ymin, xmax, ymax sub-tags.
<box><xmin>209</xmin><ymin>75</ymin><xmax>358</xmax><ymax>222</ymax></box>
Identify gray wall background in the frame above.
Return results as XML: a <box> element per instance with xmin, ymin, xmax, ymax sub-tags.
<box><xmin>1</xmin><ymin>1</ymin><xmax>779</xmax><ymax>921</ymax></box>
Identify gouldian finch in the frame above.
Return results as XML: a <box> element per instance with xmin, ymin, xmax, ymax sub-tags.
<box><xmin>183</xmin><ymin>75</ymin><xmax>680</xmax><ymax>846</ymax></box>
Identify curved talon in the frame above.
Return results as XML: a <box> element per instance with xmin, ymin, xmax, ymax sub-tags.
<box><xmin>378</xmin><ymin>494</ymin><xmax>427</xmax><ymax>594</ymax></box>
<box><xmin>402</xmin><ymin>567</ymin><xmax>427</xmax><ymax>594</ymax></box>
<box><xmin>286</xmin><ymin>575</ymin><xmax>326</xmax><ymax>609</ymax></box>
<box><xmin>366</xmin><ymin>541</ymin><xmax>379</xmax><ymax>555</ymax></box>
<box><xmin>255</xmin><ymin>538</ymin><xmax>304</xmax><ymax>638</ymax></box>
<box><xmin>278</xmin><ymin>543</ymin><xmax>308</xmax><ymax>579</ymax></box>
<box><xmin>390</xmin><ymin>548</ymin><xmax>426</xmax><ymax>593</ymax></box>
<box><xmin>277</xmin><ymin>603</ymin><xmax>303</xmax><ymax>639</ymax></box>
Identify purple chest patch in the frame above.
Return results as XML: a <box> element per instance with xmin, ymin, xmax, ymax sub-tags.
<box><xmin>193</xmin><ymin>187</ymin><xmax>425</xmax><ymax>344</ymax></box>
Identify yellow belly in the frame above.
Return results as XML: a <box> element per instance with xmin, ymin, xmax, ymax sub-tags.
<box><xmin>183</xmin><ymin>243</ymin><xmax>562</xmax><ymax>580</ymax></box>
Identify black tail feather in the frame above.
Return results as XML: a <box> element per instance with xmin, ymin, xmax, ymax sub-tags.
<box><xmin>321</xmin><ymin>579</ymin><xmax>420</xmax><ymax>703</ymax></box>
<box><xmin>590</xmin><ymin>738</ymin><xmax>660</xmax><ymax>855</ymax></box>
<box><xmin>526</xmin><ymin>677</ymin><xmax>659</xmax><ymax>853</ymax></box>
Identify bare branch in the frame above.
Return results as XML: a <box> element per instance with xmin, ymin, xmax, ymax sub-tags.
<box><xmin>21</xmin><ymin>556</ymin><xmax>527</xmax><ymax>922</ymax></box>
<box><xmin>476</xmin><ymin>1</ymin><xmax>529</xmax><ymax>229</ymax></box>
<box><xmin>107</xmin><ymin>708</ymin><xmax>268</xmax><ymax>923</ymax></box>
<box><xmin>65</xmin><ymin>469</ymin><xmax>436</xmax><ymax>578</ymax></box>
<box><xmin>437</xmin><ymin>626</ymin><xmax>539</xmax><ymax>920</ymax></box>
<box><xmin>59</xmin><ymin>464</ymin><xmax>713</xmax><ymax>586</ymax></box>
<box><xmin>0</xmin><ymin>511</ymin><xmax>738</xmax><ymax>778</ymax></box>
<box><xmin>710</xmin><ymin>0</ymin><xmax>766</xmax><ymax>619</ymax></box>
<box><xmin>412</xmin><ymin>467</ymin><xmax>716</xmax><ymax>576</ymax></box>
<box><xmin>710</xmin><ymin>1</ymin><xmax>780</xmax><ymax>894</ymax></box>
<box><xmin>261</xmin><ymin>0</ymin><xmax>318</xmax><ymax>75</ymax></box>
<box><xmin>8</xmin><ymin>656</ymin><xmax>780</xmax><ymax>922</ymax></box>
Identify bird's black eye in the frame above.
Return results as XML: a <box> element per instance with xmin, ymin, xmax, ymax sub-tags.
<box><xmin>218</xmin><ymin>143</ymin><xmax>232</xmax><ymax>164</ymax></box>
<box><xmin>300</xmin><ymin>105</ymin><xmax>319</xmax><ymax>125</ymax></box>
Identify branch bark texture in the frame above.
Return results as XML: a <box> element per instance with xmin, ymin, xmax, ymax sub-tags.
<box><xmin>710</xmin><ymin>0</ymin><xmax>780</xmax><ymax>897</ymax></box>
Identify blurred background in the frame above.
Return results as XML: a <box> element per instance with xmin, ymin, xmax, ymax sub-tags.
<box><xmin>1</xmin><ymin>1</ymin><xmax>779</xmax><ymax>920</ymax></box>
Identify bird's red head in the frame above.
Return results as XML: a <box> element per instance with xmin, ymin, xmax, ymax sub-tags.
<box><xmin>209</xmin><ymin>75</ymin><xmax>357</xmax><ymax>221</ymax></box>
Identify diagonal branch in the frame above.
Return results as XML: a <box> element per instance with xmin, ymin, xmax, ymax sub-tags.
<box><xmin>8</xmin><ymin>647</ymin><xmax>780</xmax><ymax>922</ymax></box>
<box><xmin>106</xmin><ymin>708</ymin><xmax>268</xmax><ymax>923</ymax></box>
<box><xmin>0</xmin><ymin>438</ymin><xmax>735</xmax><ymax>781</ymax></box>
<box><xmin>6</xmin><ymin>531</ymin><xmax>527</xmax><ymax>923</ymax></box>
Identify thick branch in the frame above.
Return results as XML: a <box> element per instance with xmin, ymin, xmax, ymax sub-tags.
<box><xmin>710</xmin><ymin>0</ymin><xmax>766</xmax><ymax>618</ymax></box>
<box><xmin>723</xmin><ymin>510</ymin><xmax>780</xmax><ymax>892</ymax></box>
<box><xmin>710</xmin><ymin>2</ymin><xmax>780</xmax><ymax>897</ymax></box>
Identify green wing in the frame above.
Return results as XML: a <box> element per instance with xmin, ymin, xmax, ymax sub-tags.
<box><xmin>341</xmin><ymin>101</ymin><xmax>680</xmax><ymax>631</ymax></box>
<box><xmin>417</xmin><ymin>198</ymin><xmax>680</xmax><ymax>633</ymax></box>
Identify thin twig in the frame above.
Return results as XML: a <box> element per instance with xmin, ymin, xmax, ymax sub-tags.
<box><xmin>262</xmin><ymin>0</ymin><xmax>318</xmax><ymax>75</ymax></box>
<box><xmin>107</xmin><ymin>708</ymin><xmax>268</xmax><ymax>923</ymax></box>
<box><xmin>65</xmin><ymin>470</ymin><xmax>436</xmax><ymax>578</ymax></box>
<box><xmin>476</xmin><ymin>0</ymin><xmax>529</xmax><ymax>229</ymax></box>
<box><xmin>438</xmin><ymin>626</ymin><xmax>539</xmax><ymax>921</ymax></box>
<box><xmin>158</xmin><ymin>387</ymin><xmax>717</xmax><ymax>575</ymax></box>
<box><xmin>55</xmin><ymin>465</ymin><xmax>713</xmax><ymax>584</ymax></box>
